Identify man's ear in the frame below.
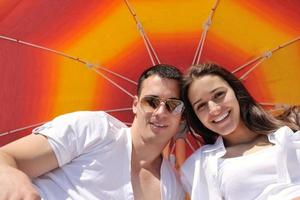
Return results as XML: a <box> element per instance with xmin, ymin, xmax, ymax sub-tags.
<box><xmin>132</xmin><ymin>95</ymin><xmax>138</xmax><ymax>114</ymax></box>
<box><xmin>180</xmin><ymin>112</ymin><xmax>186</xmax><ymax>122</ymax></box>
<box><xmin>175</xmin><ymin>119</ymin><xmax>188</xmax><ymax>140</ymax></box>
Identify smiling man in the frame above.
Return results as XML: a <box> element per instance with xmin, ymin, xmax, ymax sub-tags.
<box><xmin>0</xmin><ymin>64</ymin><xmax>185</xmax><ymax>200</ymax></box>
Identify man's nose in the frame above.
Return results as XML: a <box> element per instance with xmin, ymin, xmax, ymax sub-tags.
<box><xmin>153</xmin><ymin>102</ymin><xmax>169</xmax><ymax>115</ymax></box>
<box><xmin>208</xmin><ymin>101</ymin><xmax>221</xmax><ymax>115</ymax></box>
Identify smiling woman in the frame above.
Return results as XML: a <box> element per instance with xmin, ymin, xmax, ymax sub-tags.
<box><xmin>187</xmin><ymin>74</ymin><xmax>241</xmax><ymax>139</ymax></box>
<box><xmin>180</xmin><ymin>63</ymin><xmax>300</xmax><ymax>200</ymax></box>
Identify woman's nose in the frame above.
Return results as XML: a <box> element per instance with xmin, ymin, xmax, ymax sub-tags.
<box><xmin>208</xmin><ymin>101</ymin><xmax>221</xmax><ymax>115</ymax></box>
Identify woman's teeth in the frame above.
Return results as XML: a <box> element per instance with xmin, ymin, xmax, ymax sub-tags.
<box><xmin>213</xmin><ymin>112</ymin><xmax>229</xmax><ymax>123</ymax></box>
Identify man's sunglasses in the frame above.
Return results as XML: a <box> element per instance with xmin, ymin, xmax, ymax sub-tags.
<box><xmin>140</xmin><ymin>96</ymin><xmax>185</xmax><ymax>115</ymax></box>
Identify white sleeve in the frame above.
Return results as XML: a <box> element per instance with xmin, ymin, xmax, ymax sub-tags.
<box><xmin>32</xmin><ymin>111</ymin><xmax>114</xmax><ymax>166</ymax></box>
<box><xmin>161</xmin><ymin>159</ymin><xmax>185</xmax><ymax>200</ymax></box>
<box><xmin>180</xmin><ymin>156</ymin><xmax>195</xmax><ymax>194</ymax></box>
<box><xmin>290</xmin><ymin>130</ymin><xmax>300</xmax><ymax>161</ymax></box>
<box><xmin>291</xmin><ymin>130</ymin><xmax>300</xmax><ymax>146</ymax></box>
<box><xmin>181</xmin><ymin>149</ymin><xmax>213</xmax><ymax>200</ymax></box>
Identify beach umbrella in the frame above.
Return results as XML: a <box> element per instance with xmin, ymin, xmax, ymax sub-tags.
<box><xmin>1</xmin><ymin>1</ymin><xmax>299</xmax><ymax>162</ymax></box>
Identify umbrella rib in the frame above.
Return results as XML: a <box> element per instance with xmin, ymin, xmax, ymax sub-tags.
<box><xmin>0</xmin><ymin>35</ymin><xmax>137</xmax><ymax>135</ymax></box>
<box><xmin>102</xmin><ymin>107</ymin><xmax>132</xmax><ymax>113</ymax></box>
<box><xmin>192</xmin><ymin>29</ymin><xmax>205</xmax><ymax>66</ymax></box>
<box><xmin>124</xmin><ymin>0</ymin><xmax>161</xmax><ymax>65</ymax></box>
<box><xmin>239</xmin><ymin>57</ymin><xmax>267</xmax><ymax>80</ymax></box>
<box><xmin>185</xmin><ymin>137</ymin><xmax>196</xmax><ymax>152</ymax></box>
<box><xmin>0</xmin><ymin>34</ymin><xmax>137</xmax><ymax>85</ymax></box>
<box><xmin>233</xmin><ymin>36</ymin><xmax>300</xmax><ymax>75</ymax></box>
<box><xmin>170</xmin><ymin>142</ymin><xmax>176</xmax><ymax>155</ymax></box>
<box><xmin>195</xmin><ymin>30</ymin><xmax>208</xmax><ymax>65</ymax></box>
<box><xmin>142</xmin><ymin>27</ymin><xmax>161</xmax><ymax>64</ymax></box>
<box><xmin>231</xmin><ymin>56</ymin><xmax>262</xmax><ymax>74</ymax></box>
<box><xmin>0</xmin><ymin>122</ymin><xmax>45</xmax><ymax>137</ymax></box>
<box><xmin>0</xmin><ymin>35</ymin><xmax>84</xmax><ymax>63</ymax></box>
<box><xmin>91</xmin><ymin>67</ymin><xmax>134</xmax><ymax>98</ymax></box>
<box><xmin>0</xmin><ymin>108</ymin><xmax>133</xmax><ymax>136</ymax></box>
<box><xmin>192</xmin><ymin>0</ymin><xmax>220</xmax><ymax>65</ymax></box>
<box><xmin>95</xmin><ymin>66</ymin><xmax>137</xmax><ymax>85</ymax></box>
<box><xmin>139</xmin><ymin>28</ymin><xmax>157</xmax><ymax>65</ymax></box>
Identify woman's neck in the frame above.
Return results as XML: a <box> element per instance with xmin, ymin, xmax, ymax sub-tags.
<box><xmin>223</xmin><ymin>122</ymin><xmax>260</xmax><ymax>147</ymax></box>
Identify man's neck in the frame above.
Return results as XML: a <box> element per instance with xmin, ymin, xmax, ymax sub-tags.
<box><xmin>130</xmin><ymin>146</ymin><xmax>163</xmax><ymax>200</ymax></box>
<box><xmin>131</xmin><ymin>146</ymin><xmax>162</xmax><ymax>173</ymax></box>
<box><xmin>130</xmin><ymin>127</ymin><xmax>165</xmax><ymax>170</ymax></box>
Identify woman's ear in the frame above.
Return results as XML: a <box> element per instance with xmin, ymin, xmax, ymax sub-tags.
<box><xmin>132</xmin><ymin>95</ymin><xmax>138</xmax><ymax>114</ymax></box>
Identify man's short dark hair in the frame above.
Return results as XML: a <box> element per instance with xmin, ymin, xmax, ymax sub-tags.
<box><xmin>137</xmin><ymin>64</ymin><xmax>183</xmax><ymax>96</ymax></box>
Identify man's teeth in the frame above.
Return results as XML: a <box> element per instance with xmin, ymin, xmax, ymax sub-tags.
<box><xmin>213</xmin><ymin>112</ymin><xmax>229</xmax><ymax>123</ymax></box>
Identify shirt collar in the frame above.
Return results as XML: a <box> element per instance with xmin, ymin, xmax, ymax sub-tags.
<box><xmin>201</xmin><ymin>126</ymin><xmax>293</xmax><ymax>158</ymax></box>
<box><xmin>202</xmin><ymin>136</ymin><xmax>227</xmax><ymax>158</ymax></box>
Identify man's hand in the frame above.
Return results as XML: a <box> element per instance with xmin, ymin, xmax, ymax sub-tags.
<box><xmin>0</xmin><ymin>165</ymin><xmax>40</xmax><ymax>200</ymax></box>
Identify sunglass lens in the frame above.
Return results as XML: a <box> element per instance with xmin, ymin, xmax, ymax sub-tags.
<box><xmin>141</xmin><ymin>96</ymin><xmax>160</xmax><ymax>112</ymax></box>
<box><xmin>140</xmin><ymin>96</ymin><xmax>184</xmax><ymax>114</ymax></box>
<box><xmin>165</xmin><ymin>100</ymin><xmax>184</xmax><ymax>114</ymax></box>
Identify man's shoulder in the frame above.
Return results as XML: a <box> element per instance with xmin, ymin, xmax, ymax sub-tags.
<box><xmin>56</xmin><ymin>110</ymin><xmax>108</xmax><ymax>120</ymax></box>
<box><xmin>54</xmin><ymin>111</ymin><xmax>127</xmax><ymax>128</ymax></box>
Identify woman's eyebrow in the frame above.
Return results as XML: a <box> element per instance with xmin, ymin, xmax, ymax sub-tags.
<box><xmin>192</xmin><ymin>87</ymin><xmax>224</xmax><ymax>107</ymax></box>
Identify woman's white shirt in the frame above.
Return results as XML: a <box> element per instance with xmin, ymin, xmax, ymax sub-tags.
<box><xmin>217</xmin><ymin>145</ymin><xmax>277</xmax><ymax>199</ymax></box>
<box><xmin>181</xmin><ymin>126</ymin><xmax>300</xmax><ymax>200</ymax></box>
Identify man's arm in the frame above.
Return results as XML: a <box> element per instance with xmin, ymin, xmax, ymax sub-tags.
<box><xmin>0</xmin><ymin>133</ymin><xmax>58</xmax><ymax>177</ymax></box>
<box><xmin>0</xmin><ymin>133</ymin><xmax>59</xmax><ymax>199</ymax></box>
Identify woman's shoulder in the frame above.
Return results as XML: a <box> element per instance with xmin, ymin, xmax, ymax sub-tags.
<box><xmin>272</xmin><ymin>126</ymin><xmax>298</xmax><ymax>135</ymax></box>
<box><xmin>269</xmin><ymin>126</ymin><xmax>300</xmax><ymax>144</ymax></box>
<box><xmin>182</xmin><ymin>141</ymin><xmax>220</xmax><ymax>170</ymax></box>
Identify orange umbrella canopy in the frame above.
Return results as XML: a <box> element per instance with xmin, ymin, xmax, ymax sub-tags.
<box><xmin>0</xmin><ymin>0</ymin><xmax>300</xmax><ymax>145</ymax></box>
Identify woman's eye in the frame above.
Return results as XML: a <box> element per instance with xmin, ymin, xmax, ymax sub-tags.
<box><xmin>196</xmin><ymin>103</ymin><xmax>206</xmax><ymax>111</ymax></box>
<box><xmin>214</xmin><ymin>91</ymin><xmax>225</xmax><ymax>99</ymax></box>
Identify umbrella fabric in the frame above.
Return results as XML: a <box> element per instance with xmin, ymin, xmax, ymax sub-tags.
<box><xmin>0</xmin><ymin>0</ymin><xmax>299</xmax><ymax>149</ymax></box>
